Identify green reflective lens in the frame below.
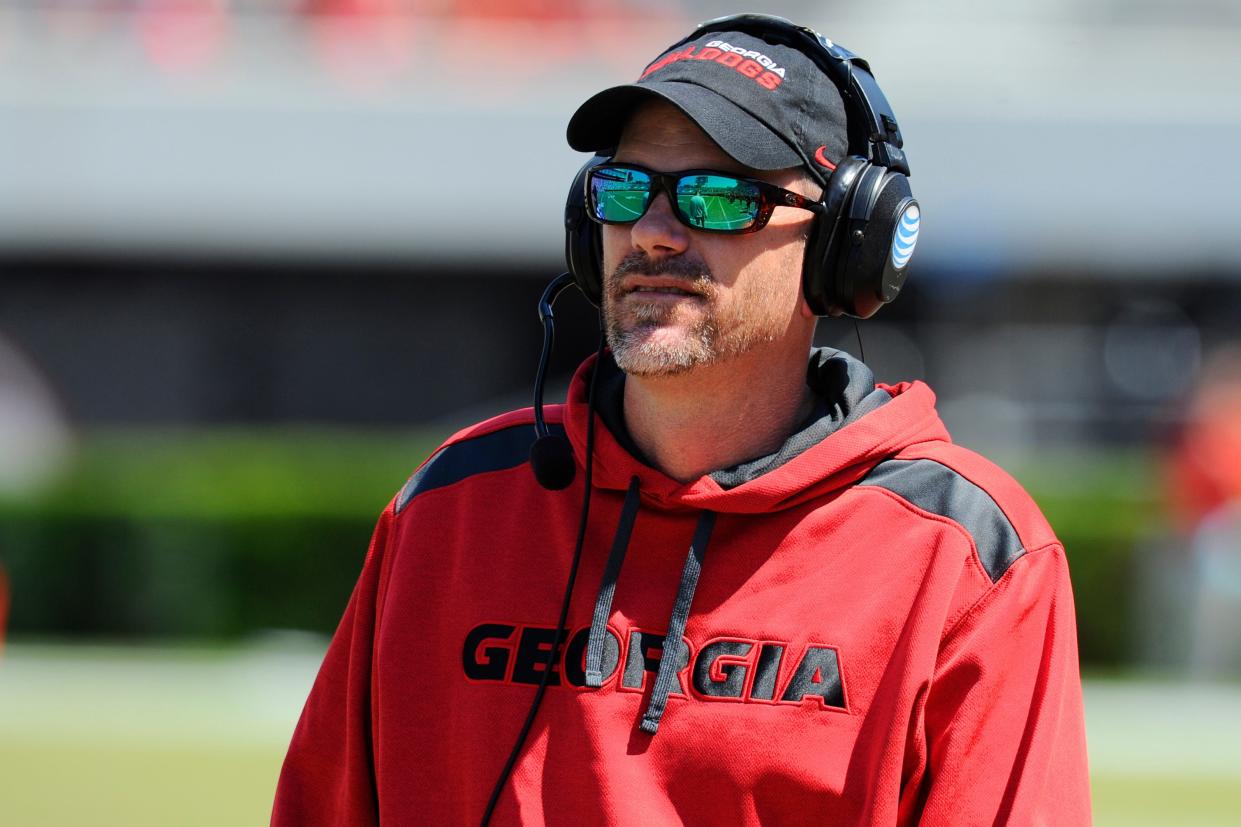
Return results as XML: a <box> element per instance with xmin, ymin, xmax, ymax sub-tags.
<box><xmin>590</xmin><ymin>167</ymin><xmax>653</xmax><ymax>223</ymax></box>
<box><xmin>675</xmin><ymin>174</ymin><xmax>761</xmax><ymax>231</ymax></box>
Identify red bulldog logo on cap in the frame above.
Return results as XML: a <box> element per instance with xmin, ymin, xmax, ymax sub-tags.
<box><xmin>641</xmin><ymin>40</ymin><xmax>786</xmax><ymax>90</ymax></box>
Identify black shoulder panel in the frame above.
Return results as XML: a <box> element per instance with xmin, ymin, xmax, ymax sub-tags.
<box><xmin>396</xmin><ymin>423</ymin><xmax>559</xmax><ymax>514</ymax></box>
<box><xmin>858</xmin><ymin>458</ymin><xmax>1025</xmax><ymax>583</ymax></box>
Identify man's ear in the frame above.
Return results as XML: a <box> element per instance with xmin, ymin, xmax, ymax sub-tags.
<box><xmin>800</xmin><ymin>223</ymin><xmax>819</xmax><ymax>321</ymax></box>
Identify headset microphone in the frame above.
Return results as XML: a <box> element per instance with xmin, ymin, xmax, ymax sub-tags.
<box><xmin>530</xmin><ymin>272</ymin><xmax>579</xmax><ymax>490</ymax></box>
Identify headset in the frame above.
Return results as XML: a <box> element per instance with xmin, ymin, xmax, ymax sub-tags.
<box><xmin>563</xmin><ymin>13</ymin><xmax>920</xmax><ymax>319</ymax></box>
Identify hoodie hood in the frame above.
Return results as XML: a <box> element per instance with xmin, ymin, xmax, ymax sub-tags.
<box><xmin>560</xmin><ymin>347</ymin><xmax>950</xmax><ymax>514</ymax></box>
<box><xmin>562</xmin><ymin>345</ymin><xmax>951</xmax><ymax>734</ymax></box>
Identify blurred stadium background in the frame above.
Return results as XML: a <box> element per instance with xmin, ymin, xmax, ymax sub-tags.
<box><xmin>2</xmin><ymin>0</ymin><xmax>1241</xmax><ymax>823</ymax></box>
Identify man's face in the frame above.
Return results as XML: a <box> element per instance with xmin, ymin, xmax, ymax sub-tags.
<box><xmin>601</xmin><ymin>99</ymin><xmax>821</xmax><ymax>378</ymax></box>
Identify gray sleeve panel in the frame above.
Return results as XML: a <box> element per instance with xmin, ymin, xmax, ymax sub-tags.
<box><xmin>858</xmin><ymin>459</ymin><xmax>1026</xmax><ymax>583</ymax></box>
<box><xmin>396</xmin><ymin>423</ymin><xmax>559</xmax><ymax>514</ymax></box>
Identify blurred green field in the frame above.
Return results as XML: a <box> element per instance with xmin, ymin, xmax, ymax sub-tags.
<box><xmin>2</xmin><ymin>643</ymin><xmax>1239</xmax><ymax>825</ymax></box>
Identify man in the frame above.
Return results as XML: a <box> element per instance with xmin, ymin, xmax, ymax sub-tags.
<box><xmin>273</xmin><ymin>16</ymin><xmax>1091</xmax><ymax>825</ymax></box>
<box><xmin>688</xmin><ymin>192</ymin><xmax>708</xmax><ymax>228</ymax></box>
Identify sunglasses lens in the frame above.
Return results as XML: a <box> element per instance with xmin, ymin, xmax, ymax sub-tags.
<box><xmin>676</xmin><ymin>174</ymin><xmax>761</xmax><ymax>231</ymax></box>
<box><xmin>589</xmin><ymin>167</ymin><xmax>653</xmax><ymax>223</ymax></box>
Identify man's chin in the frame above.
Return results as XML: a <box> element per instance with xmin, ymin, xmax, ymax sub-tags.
<box><xmin>609</xmin><ymin>324</ymin><xmax>714</xmax><ymax>377</ymax></box>
<box><xmin>614</xmin><ymin>353</ymin><xmax>699</xmax><ymax>378</ymax></box>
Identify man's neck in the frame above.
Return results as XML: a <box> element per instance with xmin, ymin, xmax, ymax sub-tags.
<box><xmin>622</xmin><ymin>342</ymin><xmax>815</xmax><ymax>484</ymax></box>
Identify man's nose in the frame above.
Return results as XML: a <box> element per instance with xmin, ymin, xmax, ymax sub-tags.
<box><xmin>629</xmin><ymin>193</ymin><xmax>691</xmax><ymax>258</ymax></box>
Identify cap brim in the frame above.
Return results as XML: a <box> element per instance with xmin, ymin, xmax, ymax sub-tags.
<box><xmin>566</xmin><ymin>81</ymin><xmax>802</xmax><ymax>171</ymax></box>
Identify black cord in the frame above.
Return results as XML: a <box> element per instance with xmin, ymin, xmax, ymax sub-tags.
<box><xmin>479</xmin><ymin>331</ymin><xmax>607</xmax><ymax>826</ymax></box>
<box><xmin>852</xmin><ymin>318</ymin><xmax>866</xmax><ymax>364</ymax></box>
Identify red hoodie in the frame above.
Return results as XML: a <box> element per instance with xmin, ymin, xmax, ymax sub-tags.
<box><xmin>273</xmin><ymin>349</ymin><xmax>1091</xmax><ymax>825</ymax></box>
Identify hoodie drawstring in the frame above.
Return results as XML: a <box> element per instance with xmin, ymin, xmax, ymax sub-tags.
<box><xmin>583</xmin><ymin>478</ymin><xmax>719</xmax><ymax>735</ymax></box>
<box><xmin>585</xmin><ymin>475</ymin><xmax>642</xmax><ymax>687</ymax></box>
<box><xmin>640</xmin><ymin>510</ymin><xmax>717</xmax><ymax>734</ymax></box>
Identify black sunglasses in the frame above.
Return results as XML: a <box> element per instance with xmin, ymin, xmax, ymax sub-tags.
<box><xmin>586</xmin><ymin>162</ymin><xmax>825</xmax><ymax>235</ymax></box>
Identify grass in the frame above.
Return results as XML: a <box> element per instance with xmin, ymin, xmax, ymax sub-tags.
<box><xmin>1092</xmin><ymin>775</ymin><xmax>1241</xmax><ymax>827</ymax></box>
<box><xmin>1084</xmin><ymin>676</ymin><xmax>1241</xmax><ymax>825</ymax></box>
<box><xmin>0</xmin><ymin>640</ymin><xmax>316</xmax><ymax>826</ymax></box>
<box><xmin>2</xmin><ymin>643</ymin><xmax>1239</xmax><ymax>825</ymax></box>
<box><xmin>6</xmin><ymin>741</ymin><xmax>281</xmax><ymax>826</ymax></box>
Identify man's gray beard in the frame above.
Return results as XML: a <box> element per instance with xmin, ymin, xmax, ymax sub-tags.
<box><xmin>606</xmin><ymin>302</ymin><xmax>722</xmax><ymax>377</ymax></box>
<box><xmin>603</xmin><ymin>252</ymin><xmax>721</xmax><ymax>377</ymax></box>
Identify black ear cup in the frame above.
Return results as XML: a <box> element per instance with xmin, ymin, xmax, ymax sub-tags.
<box><xmin>841</xmin><ymin>174</ymin><xmax>917</xmax><ymax>319</ymax></box>
<box><xmin>803</xmin><ymin>159</ymin><xmax>917</xmax><ymax>318</ymax></box>
<box><xmin>802</xmin><ymin>157</ymin><xmax>866</xmax><ymax>316</ymax></box>
<box><xmin>564</xmin><ymin>157</ymin><xmax>607</xmax><ymax>306</ymax></box>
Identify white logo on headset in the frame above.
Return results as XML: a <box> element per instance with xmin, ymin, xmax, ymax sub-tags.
<box><xmin>891</xmin><ymin>204</ymin><xmax>919</xmax><ymax>270</ymax></box>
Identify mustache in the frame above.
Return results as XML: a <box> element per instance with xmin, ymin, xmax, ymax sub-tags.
<box><xmin>609</xmin><ymin>251</ymin><xmax>714</xmax><ymax>286</ymax></box>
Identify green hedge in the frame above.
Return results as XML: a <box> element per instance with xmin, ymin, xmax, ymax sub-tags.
<box><xmin>0</xmin><ymin>429</ymin><xmax>439</xmax><ymax>640</ymax></box>
<box><xmin>0</xmin><ymin>429</ymin><xmax>1163</xmax><ymax>665</ymax></box>
<box><xmin>1015</xmin><ymin>454</ymin><xmax>1163</xmax><ymax>667</ymax></box>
